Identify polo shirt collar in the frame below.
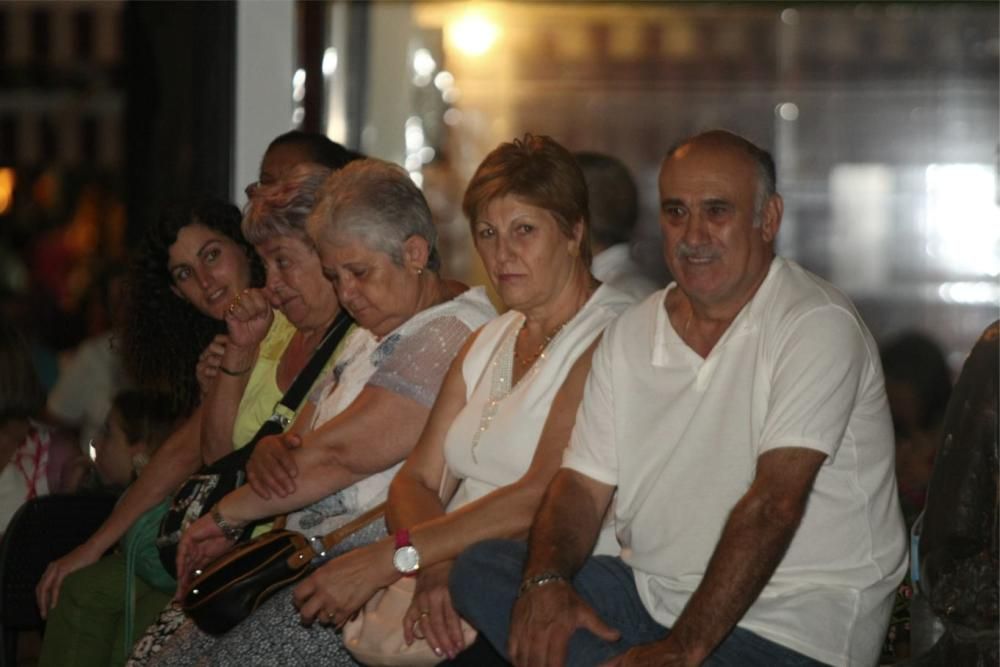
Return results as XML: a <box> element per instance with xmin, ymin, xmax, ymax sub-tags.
<box><xmin>651</xmin><ymin>257</ymin><xmax>782</xmax><ymax>368</ymax></box>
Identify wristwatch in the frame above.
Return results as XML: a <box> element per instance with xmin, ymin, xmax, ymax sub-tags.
<box><xmin>392</xmin><ymin>529</ymin><xmax>420</xmax><ymax>575</ymax></box>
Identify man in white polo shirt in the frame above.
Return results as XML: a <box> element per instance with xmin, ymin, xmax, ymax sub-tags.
<box><xmin>449</xmin><ymin>130</ymin><xmax>907</xmax><ymax>667</ymax></box>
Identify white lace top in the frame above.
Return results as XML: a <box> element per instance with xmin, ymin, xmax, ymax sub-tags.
<box><xmin>285</xmin><ymin>287</ymin><xmax>496</xmax><ymax>536</ymax></box>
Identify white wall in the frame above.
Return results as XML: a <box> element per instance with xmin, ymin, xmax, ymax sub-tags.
<box><xmin>233</xmin><ymin>0</ymin><xmax>295</xmax><ymax>206</ymax></box>
<box><xmin>362</xmin><ymin>4</ymin><xmax>412</xmax><ymax>164</ymax></box>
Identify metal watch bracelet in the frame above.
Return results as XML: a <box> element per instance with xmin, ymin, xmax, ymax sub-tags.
<box><xmin>518</xmin><ymin>571</ymin><xmax>569</xmax><ymax>597</ymax></box>
<box><xmin>210</xmin><ymin>502</ymin><xmax>246</xmax><ymax>541</ymax></box>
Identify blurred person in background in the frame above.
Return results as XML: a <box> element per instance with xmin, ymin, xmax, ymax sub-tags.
<box><xmin>246</xmin><ymin>130</ymin><xmax>362</xmax><ymax>200</ymax></box>
<box><xmin>46</xmin><ymin>262</ymin><xmax>130</xmax><ymax>456</ymax></box>
<box><xmin>575</xmin><ymin>151</ymin><xmax>659</xmax><ymax>301</ymax></box>
<box><xmin>0</xmin><ymin>320</ymin><xmax>84</xmax><ymax>534</ymax></box>
<box><xmin>880</xmin><ymin>331</ymin><xmax>952</xmax><ymax>527</ymax></box>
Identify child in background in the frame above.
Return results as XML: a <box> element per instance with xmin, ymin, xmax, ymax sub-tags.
<box><xmin>38</xmin><ymin>390</ymin><xmax>180</xmax><ymax>667</ymax></box>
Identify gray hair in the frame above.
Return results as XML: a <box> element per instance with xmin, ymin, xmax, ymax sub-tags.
<box><xmin>242</xmin><ymin>164</ymin><xmax>331</xmax><ymax>246</ymax></box>
<box><xmin>308</xmin><ymin>158</ymin><xmax>441</xmax><ymax>271</ymax></box>
<box><xmin>666</xmin><ymin>129</ymin><xmax>776</xmax><ymax>228</ymax></box>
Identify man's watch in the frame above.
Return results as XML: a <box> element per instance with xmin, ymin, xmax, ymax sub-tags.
<box><xmin>392</xmin><ymin>529</ymin><xmax>420</xmax><ymax>576</ymax></box>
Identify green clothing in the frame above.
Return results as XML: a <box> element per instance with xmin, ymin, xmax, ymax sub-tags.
<box><xmin>38</xmin><ymin>552</ymin><xmax>172</xmax><ymax>667</ymax></box>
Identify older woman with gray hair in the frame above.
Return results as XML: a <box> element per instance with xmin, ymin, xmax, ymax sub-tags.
<box><xmin>139</xmin><ymin>158</ymin><xmax>495</xmax><ymax>667</ymax></box>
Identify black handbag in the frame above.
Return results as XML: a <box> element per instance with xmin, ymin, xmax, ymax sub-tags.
<box><xmin>156</xmin><ymin>310</ymin><xmax>354</xmax><ymax>577</ymax></box>
<box><xmin>181</xmin><ymin>502</ymin><xmax>385</xmax><ymax>635</ymax></box>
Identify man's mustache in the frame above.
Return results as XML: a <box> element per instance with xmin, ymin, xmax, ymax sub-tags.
<box><xmin>676</xmin><ymin>242</ymin><xmax>721</xmax><ymax>260</ymax></box>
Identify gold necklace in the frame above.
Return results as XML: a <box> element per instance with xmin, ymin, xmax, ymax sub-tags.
<box><xmin>514</xmin><ymin>321</ymin><xmax>567</xmax><ymax>370</ymax></box>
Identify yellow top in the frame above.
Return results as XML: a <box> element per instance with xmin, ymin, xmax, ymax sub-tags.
<box><xmin>232</xmin><ymin>311</ymin><xmax>297</xmax><ymax>449</ymax></box>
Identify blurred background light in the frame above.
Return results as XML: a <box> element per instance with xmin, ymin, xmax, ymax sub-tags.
<box><xmin>781</xmin><ymin>8</ymin><xmax>800</xmax><ymax>25</ymax></box>
<box><xmin>413</xmin><ymin>48</ymin><xmax>437</xmax><ymax>76</ymax></box>
<box><xmin>937</xmin><ymin>281</ymin><xmax>1000</xmax><ymax>305</ymax></box>
<box><xmin>448</xmin><ymin>12</ymin><xmax>500</xmax><ymax>56</ymax></box>
<box><xmin>0</xmin><ymin>168</ymin><xmax>15</xmax><ymax>216</ymax></box>
<box><xmin>292</xmin><ymin>67</ymin><xmax>306</xmax><ymax>102</ymax></box>
<box><xmin>322</xmin><ymin>48</ymin><xmax>339</xmax><ymax>77</ymax></box>
<box><xmin>924</xmin><ymin>163</ymin><xmax>1000</xmax><ymax>277</ymax></box>
<box><xmin>434</xmin><ymin>70</ymin><xmax>455</xmax><ymax>91</ymax></box>
<box><xmin>777</xmin><ymin>102</ymin><xmax>799</xmax><ymax>121</ymax></box>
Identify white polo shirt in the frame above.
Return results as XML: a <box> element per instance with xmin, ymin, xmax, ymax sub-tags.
<box><xmin>563</xmin><ymin>257</ymin><xmax>907</xmax><ymax>667</ymax></box>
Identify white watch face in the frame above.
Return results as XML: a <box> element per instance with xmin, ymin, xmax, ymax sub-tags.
<box><xmin>393</xmin><ymin>545</ymin><xmax>420</xmax><ymax>574</ymax></box>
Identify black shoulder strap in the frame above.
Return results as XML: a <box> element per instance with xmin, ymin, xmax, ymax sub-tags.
<box><xmin>278</xmin><ymin>309</ymin><xmax>354</xmax><ymax>412</ymax></box>
<box><xmin>249</xmin><ymin>309</ymin><xmax>354</xmax><ymax>442</ymax></box>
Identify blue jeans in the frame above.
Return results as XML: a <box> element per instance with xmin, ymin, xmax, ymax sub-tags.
<box><xmin>450</xmin><ymin>539</ymin><xmax>827</xmax><ymax>667</ymax></box>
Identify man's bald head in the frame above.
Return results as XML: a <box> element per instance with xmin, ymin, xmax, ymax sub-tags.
<box><xmin>665</xmin><ymin>130</ymin><xmax>776</xmax><ymax>221</ymax></box>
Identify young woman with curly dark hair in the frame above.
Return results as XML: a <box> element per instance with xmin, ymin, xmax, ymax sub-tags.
<box><xmin>36</xmin><ymin>198</ymin><xmax>263</xmax><ymax>625</ymax></box>
<box><xmin>118</xmin><ymin>198</ymin><xmax>264</xmax><ymax>416</ymax></box>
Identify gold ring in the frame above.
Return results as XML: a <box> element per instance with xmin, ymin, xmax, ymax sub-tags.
<box><xmin>412</xmin><ymin>617</ymin><xmax>426</xmax><ymax>640</ymax></box>
<box><xmin>327</xmin><ymin>611</ymin><xmax>336</xmax><ymax>623</ymax></box>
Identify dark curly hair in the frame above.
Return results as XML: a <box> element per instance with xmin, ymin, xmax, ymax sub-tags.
<box><xmin>117</xmin><ymin>198</ymin><xmax>263</xmax><ymax>416</ymax></box>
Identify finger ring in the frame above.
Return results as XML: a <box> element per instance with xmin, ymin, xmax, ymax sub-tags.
<box><xmin>419</xmin><ymin>610</ymin><xmax>430</xmax><ymax>617</ymax></box>
<box><xmin>327</xmin><ymin>611</ymin><xmax>336</xmax><ymax>623</ymax></box>
<box><xmin>412</xmin><ymin>617</ymin><xmax>426</xmax><ymax>640</ymax></box>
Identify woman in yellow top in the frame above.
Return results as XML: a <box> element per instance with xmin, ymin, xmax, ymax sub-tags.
<box><xmin>197</xmin><ymin>162</ymin><xmax>351</xmax><ymax>464</ymax></box>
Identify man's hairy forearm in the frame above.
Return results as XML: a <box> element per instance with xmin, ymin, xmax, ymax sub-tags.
<box><xmin>524</xmin><ymin>470</ymin><xmax>605</xmax><ymax>579</ymax></box>
<box><xmin>665</xmin><ymin>491</ymin><xmax>805</xmax><ymax>662</ymax></box>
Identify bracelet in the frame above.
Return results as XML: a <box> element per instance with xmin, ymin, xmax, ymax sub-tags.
<box><xmin>219</xmin><ymin>364</ymin><xmax>252</xmax><ymax>377</ymax></box>
<box><xmin>518</xmin><ymin>571</ymin><xmax>569</xmax><ymax>597</ymax></box>
<box><xmin>210</xmin><ymin>503</ymin><xmax>246</xmax><ymax>541</ymax></box>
